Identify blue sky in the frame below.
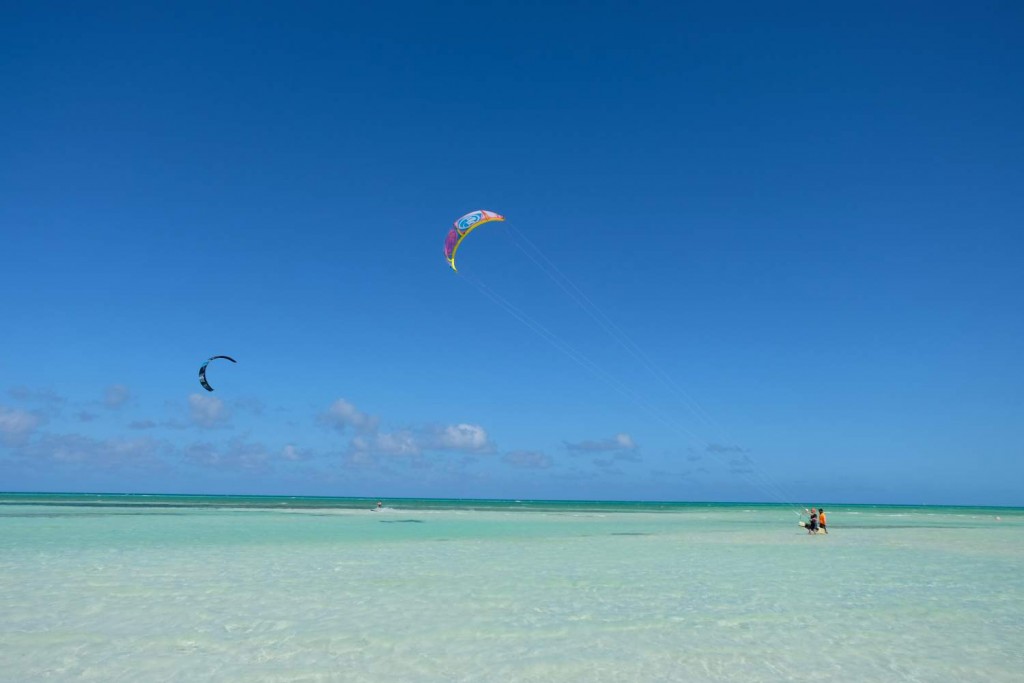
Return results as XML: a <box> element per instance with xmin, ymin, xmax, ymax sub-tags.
<box><xmin>2</xmin><ymin>1</ymin><xmax>1021</xmax><ymax>505</ymax></box>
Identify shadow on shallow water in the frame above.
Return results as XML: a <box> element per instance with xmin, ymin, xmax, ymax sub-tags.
<box><xmin>831</xmin><ymin>528</ymin><xmax>991</xmax><ymax>532</ymax></box>
<box><xmin>378</xmin><ymin>519</ymin><xmax>426</xmax><ymax>524</ymax></box>
<box><xmin>1</xmin><ymin>512</ymin><xmax>191</xmax><ymax>518</ymax></box>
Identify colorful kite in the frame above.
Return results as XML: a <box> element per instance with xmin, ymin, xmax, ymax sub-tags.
<box><xmin>444</xmin><ymin>210</ymin><xmax>505</xmax><ymax>271</ymax></box>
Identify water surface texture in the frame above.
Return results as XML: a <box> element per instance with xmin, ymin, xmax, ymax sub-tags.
<box><xmin>2</xmin><ymin>494</ymin><xmax>1022</xmax><ymax>682</ymax></box>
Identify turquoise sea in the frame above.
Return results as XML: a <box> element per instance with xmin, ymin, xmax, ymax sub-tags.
<box><xmin>2</xmin><ymin>494</ymin><xmax>1022</xmax><ymax>682</ymax></box>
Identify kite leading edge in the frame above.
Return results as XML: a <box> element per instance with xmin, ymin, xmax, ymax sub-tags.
<box><xmin>444</xmin><ymin>210</ymin><xmax>505</xmax><ymax>271</ymax></box>
<box><xmin>198</xmin><ymin>355</ymin><xmax>237</xmax><ymax>392</ymax></box>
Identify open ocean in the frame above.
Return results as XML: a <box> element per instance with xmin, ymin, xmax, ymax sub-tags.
<box><xmin>1</xmin><ymin>493</ymin><xmax>1022</xmax><ymax>682</ymax></box>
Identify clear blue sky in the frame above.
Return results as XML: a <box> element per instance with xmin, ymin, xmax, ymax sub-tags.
<box><xmin>2</xmin><ymin>1</ymin><xmax>1021</xmax><ymax>505</ymax></box>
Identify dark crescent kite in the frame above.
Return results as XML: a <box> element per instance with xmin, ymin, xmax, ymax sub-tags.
<box><xmin>198</xmin><ymin>355</ymin><xmax>237</xmax><ymax>392</ymax></box>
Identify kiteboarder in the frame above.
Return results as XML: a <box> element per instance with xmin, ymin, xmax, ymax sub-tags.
<box><xmin>806</xmin><ymin>507</ymin><xmax>819</xmax><ymax>534</ymax></box>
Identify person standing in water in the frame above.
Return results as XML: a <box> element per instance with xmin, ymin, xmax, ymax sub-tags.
<box><xmin>818</xmin><ymin>508</ymin><xmax>828</xmax><ymax>533</ymax></box>
<box><xmin>806</xmin><ymin>507</ymin><xmax>819</xmax><ymax>534</ymax></box>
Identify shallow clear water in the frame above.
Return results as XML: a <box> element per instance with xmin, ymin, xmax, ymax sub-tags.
<box><xmin>2</xmin><ymin>495</ymin><xmax>1022</xmax><ymax>682</ymax></box>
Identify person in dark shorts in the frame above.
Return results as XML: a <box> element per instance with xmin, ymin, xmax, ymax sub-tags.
<box><xmin>818</xmin><ymin>508</ymin><xmax>827</xmax><ymax>534</ymax></box>
<box><xmin>806</xmin><ymin>507</ymin><xmax>818</xmax><ymax>534</ymax></box>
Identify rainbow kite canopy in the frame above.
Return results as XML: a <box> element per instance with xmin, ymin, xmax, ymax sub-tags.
<box><xmin>444</xmin><ymin>210</ymin><xmax>505</xmax><ymax>271</ymax></box>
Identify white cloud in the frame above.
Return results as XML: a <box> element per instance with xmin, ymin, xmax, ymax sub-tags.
<box><xmin>0</xmin><ymin>406</ymin><xmax>43</xmax><ymax>446</ymax></box>
<box><xmin>503</xmin><ymin>450</ymin><xmax>552</xmax><ymax>469</ymax></box>
<box><xmin>188</xmin><ymin>393</ymin><xmax>230</xmax><ymax>428</ymax></box>
<box><xmin>350</xmin><ymin>430</ymin><xmax>421</xmax><ymax>458</ymax></box>
<box><xmin>320</xmin><ymin>399</ymin><xmax>378</xmax><ymax>434</ymax></box>
<box><xmin>104</xmin><ymin>384</ymin><xmax>131</xmax><ymax>408</ymax></box>
<box><xmin>319</xmin><ymin>397</ymin><xmax>497</xmax><ymax>468</ymax></box>
<box><xmin>592</xmin><ymin>458</ymin><xmax>625</xmax><ymax>474</ymax></box>
<box><xmin>341</xmin><ymin>422</ymin><xmax>496</xmax><ymax>468</ymax></box>
<box><xmin>8</xmin><ymin>386</ymin><xmax>65</xmax><ymax>406</ymax></box>
<box><xmin>615</xmin><ymin>433</ymin><xmax>636</xmax><ymax>449</ymax></box>
<box><xmin>706</xmin><ymin>443</ymin><xmax>746</xmax><ymax>454</ymax></box>
<box><xmin>348</xmin><ymin>421</ymin><xmax>495</xmax><ymax>458</ymax></box>
<box><xmin>433</xmin><ymin>423</ymin><xmax>493</xmax><ymax>453</ymax></box>
<box><xmin>184</xmin><ymin>439</ymin><xmax>270</xmax><ymax>472</ymax></box>
<box><xmin>234</xmin><ymin>397</ymin><xmax>265</xmax><ymax>416</ymax></box>
<box><xmin>184</xmin><ymin>441</ymin><xmax>217</xmax><ymax>465</ymax></box>
<box><xmin>342</xmin><ymin>448</ymin><xmax>380</xmax><ymax>469</ymax></box>
<box><xmin>13</xmin><ymin>433</ymin><xmax>167</xmax><ymax>469</ymax></box>
<box><xmin>565</xmin><ymin>432</ymin><xmax>637</xmax><ymax>453</ymax></box>
<box><xmin>281</xmin><ymin>444</ymin><xmax>312</xmax><ymax>461</ymax></box>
